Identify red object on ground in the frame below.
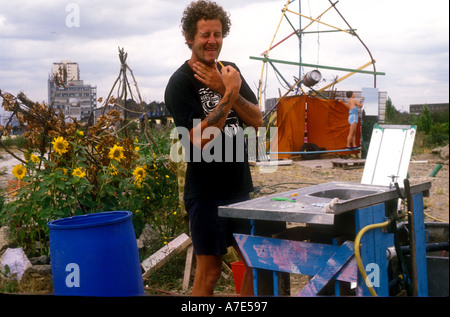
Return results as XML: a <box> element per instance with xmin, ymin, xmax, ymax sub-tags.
<box><xmin>230</xmin><ymin>261</ymin><xmax>246</xmax><ymax>294</ymax></box>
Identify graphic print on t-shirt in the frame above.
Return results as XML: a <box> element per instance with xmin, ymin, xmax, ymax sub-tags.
<box><xmin>198</xmin><ymin>87</ymin><xmax>240</xmax><ymax>137</ymax></box>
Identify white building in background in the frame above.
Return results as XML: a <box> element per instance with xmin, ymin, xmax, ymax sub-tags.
<box><xmin>51</xmin><ymin>60</ymin><xmax>80</xmax><ymax>83</ymax></box>
<box><xmin>48</xmin><ymin>61</ymin><xmax>97</xmax><ymax>123</ymax></box>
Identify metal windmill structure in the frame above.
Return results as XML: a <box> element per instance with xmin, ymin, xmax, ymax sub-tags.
<box><xmin>252</xmin><ymin>0</ymin><xmax>385</xmax><ymax>114</ymax></box>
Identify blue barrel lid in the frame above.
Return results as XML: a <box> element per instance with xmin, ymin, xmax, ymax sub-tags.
<box><xmin>47</xmin><ymin>211</ymin><xmax>132</xmax><ymax>230</ymax></box>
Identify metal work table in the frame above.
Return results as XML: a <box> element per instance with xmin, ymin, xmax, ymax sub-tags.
<box><xmin>219</xmin><ymin>181</ymin><xmax>431</xmax><ymax>225</ymax></box>
<box><xmin>219</xmin><ymin>181</ymin><xmax>432</xmax><ymax>296</ymax></box>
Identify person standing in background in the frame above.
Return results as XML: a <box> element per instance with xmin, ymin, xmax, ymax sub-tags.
<box><xmin>345</xmin><ymin>91</ymin><xmax>363</xmax><ymax>149</ymax></box>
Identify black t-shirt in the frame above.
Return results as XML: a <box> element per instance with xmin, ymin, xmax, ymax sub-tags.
<box><xmin>164</xmin><ymin>61</ymin><xmax>257</xmax><ymax>200</ymax></box>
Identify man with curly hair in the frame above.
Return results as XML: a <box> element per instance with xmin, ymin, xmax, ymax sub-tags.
<box><xmin>165</xmin><ymin>1</ymin><xmax>263</xmax><ymax>296</ymax></box>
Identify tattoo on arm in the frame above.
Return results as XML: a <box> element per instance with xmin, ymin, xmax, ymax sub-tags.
<box><xmin>237</xmin><ymin>95</ymin><xmax>252</xmax><ymax>112</ymax></box>
<box><xmin>206</xmin><ymin>93</ymin><xmax>232</xmax><ymax>126</ymax></box>
<box><xmin>235</xmin><ymin>95</ymin><xmax>263</xmax><ymax>129</ymax></box>
<box><xmin>238</xmin><ymin>95</ymin><xmax>262</xmax><ymax>114</ymax></box>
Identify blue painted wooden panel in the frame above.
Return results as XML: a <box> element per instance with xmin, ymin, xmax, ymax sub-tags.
<box><xmin>412</xmin><ymin>192</ymin><xmax>428</xmax><ymax>296</ymax></box>
<box><xmin>234</xmin><ymin>234</ymin><xmax>357</xmax><ymax>283</ymax></box>
<box><xmin>355</xmin><ymin>203</ymin><xmax>393</xmax><ymax>296</ymax></box>
<box><xmin>298</xmin><ymin>241</ymin><xmax>354</xmax><ymax>296</ymax></box>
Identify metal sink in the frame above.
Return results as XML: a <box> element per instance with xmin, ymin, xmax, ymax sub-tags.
<box><xmin>219</xmin><ymin>181</ymin><xmax>431</xmax><ymax>225</ymax></box>
<box><xmin>308</xmin><ymin>188</ymin><xmax>380</xmax><ymax>200</ymax></box>
<box><xmin>303</xmin><ymin>181</ymin><xmax>430</xmax><ymax>214</ymax></box>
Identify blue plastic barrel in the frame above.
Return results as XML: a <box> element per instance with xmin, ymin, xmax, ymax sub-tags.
<box><xmin>47</xmin><ymin>211</ymin><xmax>144</xmax><ymax>296</ymax></box>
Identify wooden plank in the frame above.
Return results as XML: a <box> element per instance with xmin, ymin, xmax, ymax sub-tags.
<box><xmin>332</xmin><ymin>159</ymin><xmax>365</xmax><ymax>169</ymax></box>
<box><xmin>297</xmin><ymin>241</ymin><xmax>354</xmax><ymax>296</ymax></box>
<box><xmin>142</xmin><ymin>233</ymin><xmax>192</xmax><ymax>279</ymax></box>
<box><xmin>249</xmin><ymin>159</ymin><xmax>293</xmax><ymax>166</ymax></box>
<box><xmin>234</xmin><ymin>234</ymin><xmax>356</xmax><ymax>283</ymax></box>
<box><xmin>182</xmin><ymin>244</ymin><xmax>194</xmax><ymax>291</ymax></box>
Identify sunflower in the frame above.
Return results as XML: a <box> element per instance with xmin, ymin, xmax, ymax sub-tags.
<box><xmin>52</xmin><ymin>136</ymin><xmax>69</xmax><ymax>155</ymax></box>
<box><xmin>108</xmin><ymin>144</ymin><xmax>125</xmax><ymax>162</ymax></box>
<box><xmin>133</xmin><ymin>166</ymin><xmax>146</xmax><ymax>187</ymax></box>
<box><xmin>30</xmin><ymin>154</ymin><xmax>40</xmax><ymax>163</ymax></box>
<box><xmin>72</xmin><ymin>167</ymin><xmax>86</xmax><ymax>178</ymax></box>
<box><xmin>109</xmin><ymin>164</ymin><xmax>118</xmax><ymax>176</ymax></box>
<box><xmin>133</xmin><ymin>166</ymin><xmax>145</xmax><ymax>181</ymax></box>
<box><xmin>12</xmin><ymin>164</ymin><xmax>27</xmax><ymax>180</ymax></box>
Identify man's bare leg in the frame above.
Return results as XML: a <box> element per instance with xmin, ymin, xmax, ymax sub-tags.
<box><xmin>192</xmin><ymin>254</ymin><xmax>222</xmax><ymax>296</ymax></box>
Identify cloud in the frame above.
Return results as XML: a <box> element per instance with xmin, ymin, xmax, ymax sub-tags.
<box><xmin>0</xmin><ymin>0</ymin><xmax>448</xmax><ymax>112</ymax></box>
<box><xmin>237</xmin><ymin>0</ymin><xmax>449</xmax><ymax>110</ymax></box>
<box><xmin>0</xmin><ymin>0</ymin><xmax>183</xmax><ymax>40</ymax></box>
<box><xmin>1</xmin><ymin>0</ymin><xmax>274</xmax><ymax>102</ymax></box>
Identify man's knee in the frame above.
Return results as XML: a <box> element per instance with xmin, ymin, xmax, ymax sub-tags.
<box><xmin>196</xmin><ymin>255</ymin><xmax>222</xmax><ymax>280</ymax></box>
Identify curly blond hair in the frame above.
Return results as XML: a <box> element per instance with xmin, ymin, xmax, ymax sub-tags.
<box><xmin>181</xmin><ymin>0</ymin><xmax>231</xmax><ymax>48</ymax></box>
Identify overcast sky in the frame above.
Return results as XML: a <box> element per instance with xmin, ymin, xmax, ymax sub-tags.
<box><xmin>1</xmin><ymin>0</ymin><xmax>448</xmax><ymax>113</ymax></box>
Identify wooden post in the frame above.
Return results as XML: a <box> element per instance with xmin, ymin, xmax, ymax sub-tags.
<box><xmin>354</xmin><ymin>203</ymin><xmax>393</xmax><ymax>296</ymax></box>
<box><xmin>411</xmin><ymin>193</ymin><xmax>428</xmax><ymax>296</ymax></box>
<box><xmin>182</xmin><ymin>245</ymin><xmax>194</xmax><ymax>291</ymax></box>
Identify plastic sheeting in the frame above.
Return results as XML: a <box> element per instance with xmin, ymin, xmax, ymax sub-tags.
<box><xmin>276</xmin><ymin>96</ymin><xmax>361</xmax><ymax>158</ymax></box>
<box><xmin>0</xmin><ymin>248</ymin><xmax>32</xmax><ymax>281</ymax></box>
<box><xmin>276</xmin><ymin>96</ymin><xmax>306</xmax><ymax>159</ymax></box>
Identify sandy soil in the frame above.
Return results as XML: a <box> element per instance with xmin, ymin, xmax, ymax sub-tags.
<box><xmin>1</xmin><ymin>147</ymin><xmax>448</xmax><ymax>296</ymax></box>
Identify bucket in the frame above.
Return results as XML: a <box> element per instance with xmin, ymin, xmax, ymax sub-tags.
<box><xmin>47</xmin><ymin>211</ymin><xmax>144</xmax><ymax>296</ymax></box>
<box><xmin>230</xmin><ymin>261</ymin><xmax>246</xmax><ymax>294</ymax></box>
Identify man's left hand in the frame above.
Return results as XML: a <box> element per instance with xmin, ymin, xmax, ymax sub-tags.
<box><xmin>193</xmin><ymin>62</ymin><xmax>226</xmax><ymax>95</ymax></box>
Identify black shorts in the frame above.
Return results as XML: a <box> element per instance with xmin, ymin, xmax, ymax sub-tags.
<box><xmin>185</xmin><ymin>195</ymin><xmax>252</xmax><ymax>256</ymax></box>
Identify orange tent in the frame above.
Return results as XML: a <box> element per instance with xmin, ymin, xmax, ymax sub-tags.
<box><xmin>275</xmin><ymin>96</ymin><xmax>360</xmax><ymax>159</ymax></box>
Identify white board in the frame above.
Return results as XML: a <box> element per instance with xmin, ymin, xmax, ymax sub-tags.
<box><xmin>361</xmin><ymin>125</ymin><xmax>416</xmax><ymax>187</ymax></box>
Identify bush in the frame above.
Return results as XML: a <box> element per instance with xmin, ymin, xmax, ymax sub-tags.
<box><xmin>414</xmin><ymin>105</ymin><xmax>433</xmax><ymax>134</ymax></box>
<box><xmin>0</xmin><ymin>92</ymin><xmax>185</xmax><ymax>257</ymax></box>
<box><xmin>430</xmin><ymin>122</ymin><xmax>449</xmax><ymax>145</ymax></box>
<box><xmin>0</xmin><ymin>135</ymin><xmax>27</xmax><ymax>148</ymax></box>
<box><xmin>384</xmin><ymin>100</ymin><xmax>448</xmax><ymax>153</ymax></box>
